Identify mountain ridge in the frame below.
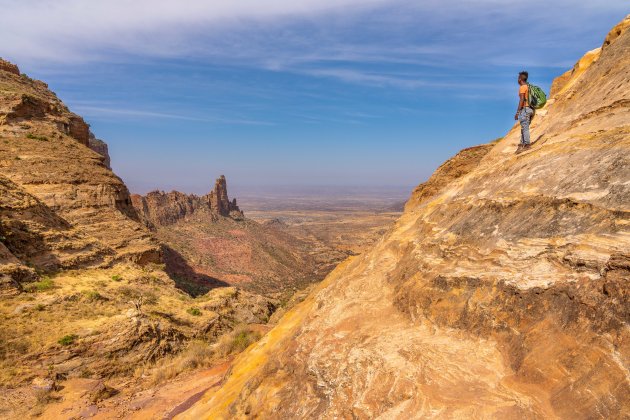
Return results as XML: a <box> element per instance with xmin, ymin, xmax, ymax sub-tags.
<box><xmin>131</xmin><ymin>175</ymin><xmax>243</xmax><ymax>229</ymax></box>
<box><xmin>0</xmin><ymin>59</ymin><xmax>160</xmax><ymax>288</ymax></box>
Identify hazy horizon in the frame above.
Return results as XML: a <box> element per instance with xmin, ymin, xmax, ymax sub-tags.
<box><xmin>2</xmin><ymin>1</ymin><xmax>627</xmax><ymax>192</ymax></box>
<box><xmin>132</xmin><ymin>180</ymin><xmax>415</xmax><ymax>197</ymax></box>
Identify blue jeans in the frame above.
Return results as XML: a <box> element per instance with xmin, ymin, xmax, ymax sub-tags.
<box><xmin>518</xmin><ymin>107</ymin><xmax>534</xmax><ymax>145</ymax></box>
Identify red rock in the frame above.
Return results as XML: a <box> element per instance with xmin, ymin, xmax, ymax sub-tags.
<box><xmin>0</xmin><ymin>58</ymin><xmax>20</xmax><ymax>75</ymax></box>
<box><xmin>132</xmin><ymin>176</ymin><xmax>243</xmax><ymax>228</ymax></box>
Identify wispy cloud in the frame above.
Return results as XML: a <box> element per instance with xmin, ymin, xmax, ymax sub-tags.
<box><xmin>2</xmin><ymin>0</ymin><xmax>627</xmax><ymax>70</ymax></box>
<box><xmin>74</xmin><ymin>104</ymin><xmax>274</xmax><ymax>126</ymax></box>
<box><xmin>0</xmin><ymin>0</ymin><xmax>389</xmax><ymax>63</ymax></box>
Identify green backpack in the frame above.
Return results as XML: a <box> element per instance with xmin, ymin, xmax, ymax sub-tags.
<box><xmin>528</xmin><ymin>83</ymin><xmax>547</xmax><ymax>109</ymax></box>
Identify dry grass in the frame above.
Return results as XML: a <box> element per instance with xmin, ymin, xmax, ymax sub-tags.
<box><xmin>214</xmin><ymin>326</ymin><xmax>261</xmax><ymax>358</ymax></box>
<box><xmin>148</xmin><ymin>340</ymin><xmax>214</xmax><ymax>385</ymax></box>
<box><xmin>0</xmin><ymin>264</ymin><xmax>245</xmax><ymax>387</ymax></box>
<box><xmin>148</xmin><ymin>326</ymin><xmax>261</xmax><ymax>386</ymax></box>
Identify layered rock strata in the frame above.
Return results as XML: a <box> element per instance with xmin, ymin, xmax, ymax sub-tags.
<box><xmin>0</xmin><ymin>59</ymin><xmax>160</xmax><ymax>282</ymax></box>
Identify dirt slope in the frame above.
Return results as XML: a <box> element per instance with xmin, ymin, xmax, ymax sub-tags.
<box><xmin>181</xmin><ymin>15</ymin><xmax>630</xmax><ymax>419</ymax></box>
<box><xmin>156</xmin><ymin>214</ymin><xmax>322</xmax><ymax>296</ymax></box>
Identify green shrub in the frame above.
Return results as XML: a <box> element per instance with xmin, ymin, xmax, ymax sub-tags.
<box><xmin>26</xmin><ymin>133</ymin><xmax>48</xmax><ymax>141</ymax></box>
<box><xmin>83</xmin><ymin>290</ymin><xmax>104</xmax><ymax>302</ymax></box>
<box><xmin>58</xmin><ymin>334</ymin><xmax>78</xmax><ymax>346</ymax></box>
<box><xmin>187</xmin><ymin>307</ymin><xmax>202</xmax><ymax>316</ymax></box>
<box><xmin>22</xmin><ymin>277</ymin><xmax>54</xmax><ymax>293</ymax></box>
<box><xmin>118</xmin><ymin>286</ymin><xmax>158</xmax><ymax>305</ymax></box>
<box><xmin>111</xmin><ymin>274</ymin><xmax>122</xmax><ymax>282</ymax></box>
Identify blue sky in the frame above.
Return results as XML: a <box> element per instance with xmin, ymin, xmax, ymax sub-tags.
<box><xmin>1</xmin><ymin>1</ymin><xmax>628</xmax><ymax>194</ymax></box>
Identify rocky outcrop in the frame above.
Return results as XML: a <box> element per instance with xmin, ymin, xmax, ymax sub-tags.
<box><xmin>0</xmin><ymin>59</ymin><xmax>161</xmax><ymax>278</ymax></box>
<box><xmin>131</xmin><ymin>177</ymin><xmax>319</xmax><ymax>296</ymax></box>
<box><xmin>132</xmin><ymin>175</ymin><xmax>243</xmax><ymax>228</ymax></box>
<box><xmin>550</xmin><ymin>15</ymin><xmax>630</xmax><ymax>98</ymax></box>
<box><xmin>88</xmin><ymin>132</ymin><xmax>111</xmax><ymax>169</ymax></box>
<box><xmin>132</xmin><ymin>191</ymin><xmax>207</xmax><ymax>228</ymax></box>
<box><xmin>0</xmin><ymin>175</ymin><xmax>109</xmax><ymax>273</ymax></box>
<box><xmin>182</xmin><ymin>15</ymin><xmax>630</xmax><ymax>419</ymax></box>
<box><xmin>208</xmin><ymin>175</ymin><xmax>240</xmax><ymax>217</ymax></box>
<box><xmin>0</xmin><ymin>58</ymin><xmax>19</xmax><ymax>76</ymax></box>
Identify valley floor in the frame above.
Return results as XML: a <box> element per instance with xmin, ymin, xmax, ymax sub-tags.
<box><xmin>239</xmin><ymin>186</ymin><xmax>407</xmax><ymax>261</ymax></box>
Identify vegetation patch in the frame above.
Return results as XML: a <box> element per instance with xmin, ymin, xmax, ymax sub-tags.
<box><xmin>118</xmin><ymin>285</ymin><xmax>158</xmax><ymax>305</ymax></box>
<box><xmin>147</xmin><ymin>326</ymin><xmax>262</xmax><ymax>385</ymax></box>
<box><xmin>149</xmin><ymin>340</ymin><xmax>215</xmax><ymax>385</ymax></box>
<box><xmin>187</xmin><ymin>307</ymin><xmax>202</xmax><ymax>316</ymax></box>
<box><xmin>26</xmin><ymin>133</ymin><xmax>48</xmax><ymax>141</ymax></box>
<box><xmin>22</xmin><ymin>277</ymin><xmax>54</xmax><ymax>293</ymax></box>
<box><xmin>83</xmin><ymin>290</ymin><xmax>105</xmax><ymax>302</ymax></box>
<box><xmin>215</xmin><ymin>326</ymin><xmax>261</xmax><ymax>357</ymax></box>
<box><xmin>57</xmin><ymin>334</ymin><xmax>78</xmax><ymax>346</ymax></box>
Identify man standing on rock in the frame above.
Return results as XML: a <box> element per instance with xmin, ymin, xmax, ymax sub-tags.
<box><xmin>515</xmin><ymin>71</ymin><xmax>533</xmax><ymax>150</ymax></box>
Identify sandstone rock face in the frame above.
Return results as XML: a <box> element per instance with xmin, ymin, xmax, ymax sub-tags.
<box><xmin>0</xmin><ymin>58</ymin><xmax>20</xmax><ymax>76</ymax></box>
<box><xmin>132</xmin><ymin>175</ymin><xmax>243</xmax><ymax>228</ymax></box>
<box><xmin>132</xmin><ymin>190</ymin><xmax>202</xmax><ymax>228</ymax></box>
<box><xmin>88</xmin><ymin>132</ymin><xmax>111</xmax><ymax>169</ymax></box>
<box><xmin>182</xmin><ymin>15</ymin><xmax>630</xmax><ymax>419</ymax></box>
<box><xmin>0</xmin><ymin>60</ymin><xmax>160</xmax><ymax>277</ymax></box>
<box><xmin>0</xmin><ymin>175</ymin><xmax>108</xmax><ymax>274</ymax></box>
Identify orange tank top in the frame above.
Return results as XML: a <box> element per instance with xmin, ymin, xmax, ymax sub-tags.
<box><xmin>519</xmin><ymin>84</ymin><xmax>529</xmax><ymax>107</ymax></box>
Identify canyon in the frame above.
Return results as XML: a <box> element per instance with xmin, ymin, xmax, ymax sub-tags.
<box><xmin>0</xmin><ymin>56</ymin><xmax>395</xmax><ymax>418</ymax></box>
<box><xmin>130</xmin><ymin>178</ymin><xmax>330</xmax><ymax>297</ymax></box>
<box><xmin>181</xmin><ymin>15</ymin><xmax>630</xmax><ymax>419</ymax></box>
<box><xmin>0</xmin><ymin>12</ymin><xmax>628</xmax><ymax>420</ymax></box>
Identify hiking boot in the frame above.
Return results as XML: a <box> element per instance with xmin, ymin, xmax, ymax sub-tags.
<box><xmin>516</xmin><ymin>143</ymin><xmax>531</xmax><ymax>154</ymax></box>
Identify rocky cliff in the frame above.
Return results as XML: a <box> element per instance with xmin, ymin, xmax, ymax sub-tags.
<box><xmin>181</xmin><ymin>15</ymin><xmax>630</xmax><ymax>419</ymax></box>
<box><xmin>88</xmin><ymin>132</ymin><xmax>111</xmax><ymax>169</ymax></box>
<box><xmin>0</xmin><ymin>59</ymin><xmax>160</xmax><ymax>286</ymax></box>
<box><xmin>0</xmin><ymin>175</ymin><xmax>108</xmax><ymax>291</ymax></box>
<box><xmin>131</xmin><ymin>175</ymin><xmax>243</xmax><ymax>228</ymax></box>
<box><xmin>131</xmin><ymin>177</ymin><xmax>321</xmax><ymax>296</ymax></box>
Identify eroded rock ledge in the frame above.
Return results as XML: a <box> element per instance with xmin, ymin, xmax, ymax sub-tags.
<box><xmin>131</xmin><ymin>175</ymin><xmax>243</xmax><ymax>229</ymax></box>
